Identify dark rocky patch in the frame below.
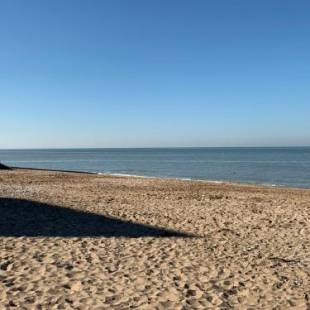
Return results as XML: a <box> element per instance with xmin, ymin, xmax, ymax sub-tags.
<box><xmin>0</xmin><ymin>163</ymin><xmax>11</xmax><ymax>170</ymax></box>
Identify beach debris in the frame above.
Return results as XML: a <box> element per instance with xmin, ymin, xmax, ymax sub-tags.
<box><xmin>269</xmin><ymin>256</ymin><xmax>302</xmax><ymax>264</ymax></box>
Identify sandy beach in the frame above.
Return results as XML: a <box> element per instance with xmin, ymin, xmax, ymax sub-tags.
<box><xmin>0</xmin><ymin>168</ymin><xmax>309</xmax><ymax>309</ymax></box>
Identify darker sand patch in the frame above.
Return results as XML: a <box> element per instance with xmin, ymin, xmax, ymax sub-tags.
<box><xmin>0</xmin><ymin>197</ymin><xmax>192</xmax><ymax>238</ymax></box>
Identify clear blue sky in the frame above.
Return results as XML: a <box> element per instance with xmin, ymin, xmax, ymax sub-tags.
<box><xmin>1</xmin><ymin>0</ymin><xmax>309</xmax><ymax>148</ymax></box>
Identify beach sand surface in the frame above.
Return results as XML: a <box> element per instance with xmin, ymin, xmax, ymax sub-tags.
<box><xmin>0</xmin><ymin>169</ymin><xmax>310</xmax><ymax>309</ymax></box>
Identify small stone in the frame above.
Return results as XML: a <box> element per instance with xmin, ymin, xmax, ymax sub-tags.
<box><xmin>187</xmin><ymin>289</ymin><xmax>197</xmax><ymax>297</ymax></box>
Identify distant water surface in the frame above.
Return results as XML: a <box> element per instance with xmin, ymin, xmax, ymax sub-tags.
<box><xmin>1</xmin><ymin>147</ymin><xmax>310</xmax><ymax>188</ymax></box>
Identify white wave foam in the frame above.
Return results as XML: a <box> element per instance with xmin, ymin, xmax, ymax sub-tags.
<box><xmin>261</xmin><ymin>183</ymin><xmax>280</xmax><ymax>187</ymax></box>
<box><xmin>98</xmin><ymin>172</ymin><xmax>153</xmax><ymax>179</ymax></box>
<box><xmin>97</xmin><ymin>173</ymin><xmax>285</xmax><ymax>188</ymax></box>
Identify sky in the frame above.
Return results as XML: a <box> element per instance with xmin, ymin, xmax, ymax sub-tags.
<box><xmin>0</xmin><ymin>0</ymin><xmax>310</xmax><ymax>148</ymax></box>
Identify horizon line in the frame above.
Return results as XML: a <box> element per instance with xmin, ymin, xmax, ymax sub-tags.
<box><xmin>1</xmin><ymin>145</ymin><xmax>310</xmax><ymax>151</ymax></box>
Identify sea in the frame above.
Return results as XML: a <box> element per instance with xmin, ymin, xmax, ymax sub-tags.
<box><xmin>1</xmin><ymin>147</ymin><xmax>310</xmax><ymax>189</ymax></box>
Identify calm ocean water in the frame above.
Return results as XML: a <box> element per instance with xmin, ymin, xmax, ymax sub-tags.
<box><xmin>1</xmin><ymin>147</ymin><xmax>310</xmax><ymax>188</ymax></box>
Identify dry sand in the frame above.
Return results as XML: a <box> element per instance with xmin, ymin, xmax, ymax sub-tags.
<box><xmin>0</xmin><ymin>169</ymin><xmax>310</xmax><ymax>309</ymax></box>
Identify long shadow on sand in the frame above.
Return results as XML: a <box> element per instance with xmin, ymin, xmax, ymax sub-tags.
<box><xmin>0</xmin><ymin>198</ymin><xmax>192</xmax><ymax>238</ymax></box>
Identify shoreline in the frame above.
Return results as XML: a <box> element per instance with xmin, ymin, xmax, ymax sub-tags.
<box><xmin>6</xmin><ymin>165</ymin><xmax>310</xmax><ymax>191</ymax></box>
